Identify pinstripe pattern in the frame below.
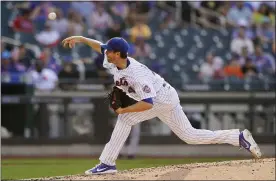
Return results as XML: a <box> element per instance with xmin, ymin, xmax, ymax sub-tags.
<box><xmin>109</xmin><ymin>57</ymin><xmax>163</xmax><ymax>101</ymax></box>
<box><xmin>99</xmin><ymin>119</ymin><xmax>132</xmax><ymax>165</ymax></box>
<box><xmin>127</xmin><ymin>124</ymin><xmax>141</xmax><ymax>156</ymax></box>
<box><xmin>99</xmin><ymin>85</ymin><xmax>240</xmax><ymax>166</ymax></box>
<box><xmin>120</xmin><ymin>123</ymin><xmax>141</xmax><ymax>156</ymax></box>
<box><xmin>99</xmin><ymin>54</ymin><xmax>240</xmax><ymax>166</ymax></box>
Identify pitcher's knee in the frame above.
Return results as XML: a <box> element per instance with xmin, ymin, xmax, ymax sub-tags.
<box><xmin>118</xmin><ymin>115</ymin><xmax>137</xmax><ymax>126</ymax></box>
<box><xmin>178</xmin><ymin>128</ymin><xmax>200</xmax><ymax>144</ymax></box>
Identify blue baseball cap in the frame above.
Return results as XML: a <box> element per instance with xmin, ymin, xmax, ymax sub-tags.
<box><xmin>101</xmin><ymin>37</ymin><xmax>129</xmax><ymax>54</ymax></box>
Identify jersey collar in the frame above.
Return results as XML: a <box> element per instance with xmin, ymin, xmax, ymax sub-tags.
<box><xmin>117</xmin><ymin>58</ymin><xmax>130</xmax><ymax>70</ymax></box>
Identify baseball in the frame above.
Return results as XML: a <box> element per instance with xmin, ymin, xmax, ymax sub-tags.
<box><xmin>48</xmin><ymin>12</ymin><xmax>56</xmax><ymax>20</ymax></box>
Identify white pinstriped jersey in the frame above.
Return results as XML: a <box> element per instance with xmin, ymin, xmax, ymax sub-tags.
<box><xmin>102</xmin><ymin>51</ymin><xmax>165</xmax><ymax>101</ymax></box>
<box><xmin>97</xmin><ymin>51</ymin><xmax>242</xmax><ymax>167</ymax></box>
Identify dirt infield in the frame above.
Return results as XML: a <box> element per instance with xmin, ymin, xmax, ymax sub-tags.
<box><xmin>32</xmin><ymin>158</ymin><xmax>275</xmax><ymax>180</ymax></box>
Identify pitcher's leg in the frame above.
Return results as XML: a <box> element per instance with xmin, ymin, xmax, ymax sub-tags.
<box><xmin>99</xmin><ymin>106</ymin><xmax>158</xmax><ymax>166</ymax></box>
<box><xmin>99</xmin><ymin>119</ymin><xmax>132</xmax><ymax>166</ymax></box>
<box><xmin>159</xmin><ymin>104</ymin><xmax>240</xmax><ymax>146</ymax></box>
<box><xmin>127</xmin><ymin>123</ymin><xmax>141</xmax><ymax>157</ymax></box>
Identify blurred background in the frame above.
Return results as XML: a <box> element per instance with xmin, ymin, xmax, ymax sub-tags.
<box><xmin>1</xmin><ymin>1</ymin><xmax>275</xmax><ymax>158</ymax></box>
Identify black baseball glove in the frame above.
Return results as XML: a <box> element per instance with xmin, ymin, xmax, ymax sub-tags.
<box><xmin>107</xmin><ymin>86</ymin><xmax>137</xmax><ymax>111</ymax></box>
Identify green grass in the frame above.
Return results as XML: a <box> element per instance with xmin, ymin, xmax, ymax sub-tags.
<box><xmin>1</xmin><ymin>157</ymin><xmax>244</xmax><ymax>180</ymax></box>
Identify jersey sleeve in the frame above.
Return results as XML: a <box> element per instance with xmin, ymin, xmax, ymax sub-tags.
<box><xmin>133</xmin><ymin>79</ymin><xmax>156</xmax><ymax>100</ymax></box>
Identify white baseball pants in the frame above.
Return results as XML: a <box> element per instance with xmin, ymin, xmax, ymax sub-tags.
<box><xmin>99</xmin><ymin>84</ymin><xmax>240</xmax><ymax>165</ymax></box>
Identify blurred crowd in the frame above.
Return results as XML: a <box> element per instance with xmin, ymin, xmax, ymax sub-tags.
<box><xmin>196</xmin><ymin>1</ymin><xmax>275</xmax><ymax>82</ymax></box>
<box><xmin>1</xmin><ymin>1</ymin><xmax>275</xmax><ymax>89</ymax></box>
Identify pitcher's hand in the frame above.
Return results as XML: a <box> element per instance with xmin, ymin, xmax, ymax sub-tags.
<box><xmin>62</xmin><ymin>36</ymin><xmax>83</xmax><ymax>48</ymax></box>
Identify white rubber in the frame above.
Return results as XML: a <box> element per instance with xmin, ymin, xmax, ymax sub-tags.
<box><xmin>242</xmin><ymin>129</ymin><xmax>262</xmax><ymax>159</ymax></box>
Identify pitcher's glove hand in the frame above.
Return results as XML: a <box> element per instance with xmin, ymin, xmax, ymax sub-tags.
<box><xmin>107</xmin><ymin>86</ymin><xmax>122</xmax><ymax>111</ymax></box>
<box><xmin>107</xmin><ymin>86</ymin><xmax>137</xmax><ymax>112</ymax></box>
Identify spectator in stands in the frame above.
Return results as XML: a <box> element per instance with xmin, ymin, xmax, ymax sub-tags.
<box><xmin>11</xmin><ymin>8</ymin><xmax>35</xmax><ymax>33</ymax></box>
<box><xmin>128</xmin><ymin>2</ymin><xmax>151</xmax><ymax>24</ymax></box>
<box><xmin>48</xmin><ymin>8</ymin><xmax>69</xmax><ymax>38</ymax></box>
<box><xmin>256</xmin><ymin>17</ymin><xmax>275</xmax><ymax>44</ymax></box>
<box><xmin>128</xmin><ymin>18</ymin><xmax>152</xmax><ymax>43</ymax></box>
<box><xmin>30</xmin><ymin>60</ymin><xmax>58</xmax><ymax>138</ymax></box>
<box><xmin>227</xmin><ymin>2</ymin><xmax>252</xmax><ymax>27</ymax></box>
<box><xmin>30</xmin><ymin>2</ymin><xmax>55</xmax><ymax>22</ymax></box>
<box><xmin>71</xmin><ymin>1</ymin><xmax>95</xmax><ymax>21</ymax></box>
<box><xmin>58</xmin><ymin>56</ymin><xmax>79</xmax><ymax>91</ymax></box>
<box><xmin>230</xmin><ymin>26</ymin><xmax>254</xmax><ymax>56</ymax></box>
<box><xmin>105</xmin><ymin>19</ymin><xmax>124</xmax><ymax>40</ymax></box>
<box><xmin>269</xmin><ymin>7</ymin><xmax>275</xmax><ymax>27</ymax></box>
<box><xmin>250</xmin><ymin>45</ymin><xmax>275</xmax><ymax>74</ymax></box>
<box><xmin>30</xmin><ymin>60</ymin><xmax>58</xmax><ymax>92</ymax></box>
<box><xmin>1</xmin><ymin>51</ymin><xmax>12</xmax><ymax>72</ymax></box>
<box><xmin>237</xmin><ymin>47</ymin><xmax>251</xmax><ymax>66</ymax></box>
<box><xmin>39</xmin><ymin>48</ymin><xmax>61</xmax><ymax>73</ymax></box>
<box><xmin>199</xmin><ymin>55</ymin><xmax>215</xmax><ymax>82</ymax></box>
<box><xmin>88</xmin><ymin>3</ymin><xmax>113</xmax><ymax>34</ymax></box>
<box><xmin>1</xmin><ymin>51</ymin><xmax>26</xmax><ymax>73</ymax></box>
<box><xmin>217</xmin><ymin>2</ymin><xmax>231</xmax><ymax>27</ymax></box>
<box><xmin>244</xmin><ymin>2</ymin><xmax>263</xmax><ymax>12</ymax></box>
<box><xmin>133</xmin><ymin>37</ymin><xmax>151</xmax><ymax>59</ymax></box>
<box><xmin>198</xmin><ymin>52</ymin><xmax>223</xmax><ymax>82</ymax></box>
<box><xmin>110</xmin><ymin>2</ymin><xmax>129</xmax><ymax>21</ymax></box>
<box><xmin>159</xmin><ymin>11</ymin><xmax>178</xmax><ymax>30</ymax></box>
<box><xmin>232</xmin><ymin>19</ymin><xmax>255</xmax><ymax>40</ymax></box>
<box><xmin>11</xmin><ymin>44</ymin><xmax>35</xmax><ymax>68</ymax></box>
<box><xmin>241</xmin><ymin>57</ymin><xmax>258</xmax><ymax>78</ymax></box>
<box><xmin>35</xmin><ymin>22</ymin><xmax>60</xmax><ymax>47</ymax></box>
<box><xmin>252</xmin><ymin>3</ymin><xmax>271</xmax><ymax>26</ymax></box>
<box><xmin>223</xmin><ymin>57</ymin><xmax>243</xmax><ymax>79</ymax></box>
<box><xmin>67</xmin><ymin>10</ymin><xmax>84</xmax><ymax>36</ymax></box>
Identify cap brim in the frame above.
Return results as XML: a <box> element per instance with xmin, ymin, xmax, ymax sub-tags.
<box><xmin>101</xmin><ymin>44</ymin><xmax>113</xmax><ymax>50</ymax></box>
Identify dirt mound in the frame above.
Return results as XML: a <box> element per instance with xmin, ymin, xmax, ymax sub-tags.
<box><xmin>33</xmin><ymin>158</ymin><xmax>275</xmax><ymax>180</ymax></box>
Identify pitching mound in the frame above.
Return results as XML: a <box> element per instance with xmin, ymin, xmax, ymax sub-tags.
<box><xmin>35</xmin><ymin>158</ymin><xmax>275</xmax><ymax>180</ymax></box>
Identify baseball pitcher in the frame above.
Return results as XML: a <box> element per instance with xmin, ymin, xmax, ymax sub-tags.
<box><xmin>62</xmin><ymin>36</ymin><xmax>262</xmax><ymax>175</ymax></box>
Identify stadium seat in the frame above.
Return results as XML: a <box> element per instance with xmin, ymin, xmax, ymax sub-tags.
<box><xmin>77</xmin><ymin>45</ymin><xmax>92</xmax><ymax>58</ymax></box>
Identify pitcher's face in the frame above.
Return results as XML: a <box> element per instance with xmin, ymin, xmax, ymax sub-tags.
<box><xmin>106</xmin><ymin>50</ymin><xmax>121</xmax><ymax>64</ymax></box>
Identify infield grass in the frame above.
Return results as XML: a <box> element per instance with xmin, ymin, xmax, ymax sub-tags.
<box><xmin>1</xmin><ymin>157</ymin><xmax>245</xmax><ymax>180</ymax></box>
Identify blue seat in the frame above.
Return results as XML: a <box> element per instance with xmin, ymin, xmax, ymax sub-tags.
<box><xmin>77</xmin><ymin>45</ymin><xmax>92</xmax><ymax>58</ymax></box>
<box><xmin>18</xmin><ymin>32</ymin><xmax>38</xmax><ymax>44</ymax></box>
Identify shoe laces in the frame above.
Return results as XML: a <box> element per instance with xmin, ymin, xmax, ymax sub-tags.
<box><xmin>92</xmin><ymin>163</ymin><xmax>102</xmax><ymax>169</ymax></box>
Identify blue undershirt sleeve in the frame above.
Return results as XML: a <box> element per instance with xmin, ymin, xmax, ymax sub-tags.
<box><xmin>142</xmin><ymin>98</ymin><xmax>153</xmax><ymax>104</ymax></box>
